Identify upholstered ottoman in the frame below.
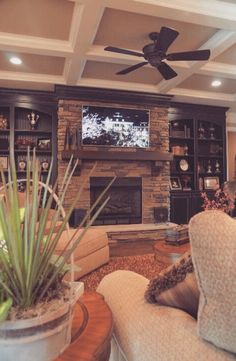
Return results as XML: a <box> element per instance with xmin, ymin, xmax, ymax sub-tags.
<box><xmin>56</xmin><ymin>226</ymin><xmax>109</xmax><ymax>279</ymax></box>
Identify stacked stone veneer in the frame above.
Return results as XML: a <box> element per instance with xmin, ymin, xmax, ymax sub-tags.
<box><xmin>58</xmin><ymin>99</ymin><xmax>170</xmax><ymax>223</ymax></box>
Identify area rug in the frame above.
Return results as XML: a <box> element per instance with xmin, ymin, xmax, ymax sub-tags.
<box><xmin>80</xmin><ymin>254</ymin><xmax>165</xmax><ymax>291</ymax></box>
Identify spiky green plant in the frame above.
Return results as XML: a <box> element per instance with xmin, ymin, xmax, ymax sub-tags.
<box><xmin>0</xmin><ymin>149</ymin><xmax>113</xmax><ymax>321</ymax></box>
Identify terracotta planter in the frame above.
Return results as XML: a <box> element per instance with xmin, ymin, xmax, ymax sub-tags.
<box><xmin>0</xmin><ymin>282</ymin><xmax>84</xmax><ymax>361</ymax></box>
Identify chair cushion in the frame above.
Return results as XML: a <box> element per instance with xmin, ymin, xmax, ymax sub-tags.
<box><xmin>189</xmin><ymin>210</ymin><xmax>236</xmax><ymax>354</ymax></box>
<box><xmin>145</xmin><ymin>251</ymin><xmax>199</xmax><ymax>318</ymax></box>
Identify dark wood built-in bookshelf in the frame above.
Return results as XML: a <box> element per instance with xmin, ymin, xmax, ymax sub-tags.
<box><xmin>169</xmin><ymin>103</ymin><xmax>227</xmax><ymax>224</ymax></box>
<box><xmin>0</xmin><ymin>90</ymin><xmax>57</xmax><ymax>187</ymax></box>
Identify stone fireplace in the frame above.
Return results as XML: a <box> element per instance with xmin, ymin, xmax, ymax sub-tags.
<box><xmin>57</xmin><ymin>95</ymin><xmax>171</xmax><ymax>224</ymax></box>
<box><xmin>90</xmin><ymin>177</ymin><xmax>142</xmax><ymax>225</ymax></box>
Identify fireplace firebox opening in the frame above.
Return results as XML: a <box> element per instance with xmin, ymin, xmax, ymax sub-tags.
<box><xmin>90</xmin><ymin>177</ymin><xmax>142</xmax><ymax>225</ymax></box>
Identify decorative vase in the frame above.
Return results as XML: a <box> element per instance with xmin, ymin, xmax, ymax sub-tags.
<box><xmin>0</xmin><ymin>115</ymin><xmax>8</xmax><ymax>130</ymax></box>
<box><xmin>18</xmin><ymin>158</ymin><xmax>26</xmax><ymax>171</ymax></box>
<box><xmin>41</xmin><ymin>159</ymin><xmax>49</xmax><ymax>171</ymax></box>
<box><xmin>64</xmin><ymin>124</ymin><xmax>71</xmax><ymax>151</ymax></box>
<box><xmin>0</xmin><ymin>282</ymin><xmax>84</xmax><ymax>361</ymax></box>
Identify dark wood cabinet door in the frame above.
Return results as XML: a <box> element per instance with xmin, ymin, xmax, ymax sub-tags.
<box><xmin>170</xmin><ymin>193</ymin><xmax>190</xmax><ymax>224</ymax></box>
<box><xmin>190</xmin><ymin>193</ymin><xmax>203</xmax><ymax>219</ymax></box>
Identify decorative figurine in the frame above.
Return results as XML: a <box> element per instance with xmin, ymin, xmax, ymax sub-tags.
<box><xmin>198</xmin><ymin>122</ymin><xmax>205</xmax><ymax>139</ymax></box>
<box><xmin>215</xmin><ymin>160</ymin><xmax>221</xmax><ymax>174</ymax></box>
<box><xmin>28</xmin><ymin>111</ymin><xmax>39</xmax><ymax>130</ymax></box>
<box><xmin>184</xmin><ymin>143</ymin><xmax>188</xmax><ymax>155</ymax></box>
<box><xmin>18</xmin><ymin>181</ymin><xmax>25</xmax><ymax>192</ymax></box>
<box><xmin>209</xmin><ymin>124</ymin><xmax>216</xmax><ymax>139</ymax></box>
<box><xmin>70</xmin><ymin>128</ymin><xmax>78</xmax><ymax>150</ymax></box>
<box><xmin>207</xmin><ymin>160</ymin><xmax>212</xmax><ymax>174</ymax></box>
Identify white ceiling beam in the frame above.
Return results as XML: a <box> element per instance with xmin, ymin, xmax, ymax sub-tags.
<box><xmin>170</xmin><ymin>87</ymin><xmax>235</xmax><ymax>109</ymax></box>
<box><xmin>78</xmin><ymin>77</ymin><xmax>157</xmax><ymax>93</ymax></box>
<box><xmin>0</xmin><ymin>32</ymin><xmax>73</xmax><ymax>57</ymax></box>
<box><xmin>65</xmin><ymin>1</ymin><xmax>105</xmax><ymax>85</ymax></box>
<box><xmin>156</xmin><ymin>29</ymin><xmax>236</xmax><ymax>93</ymax></box>
<box><xmin>106</xmin><ymin>0</ymin><xmax>236</xmax><ymax>30</ymax></box>
<box><xmin>0</xmin><ymin>70</ymin><xmax>65</xmax><ymax>84</ymax></box>
<box><xmin>198</xmin><ymin>61</ymin><xmax>236</xmax><ymax>79</ymax></box>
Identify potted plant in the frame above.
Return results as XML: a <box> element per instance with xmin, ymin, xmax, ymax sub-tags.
<box><xmin>0</xmin><ymin>149</ymin><xmax>112</xmax><ymax>361</ymax></box>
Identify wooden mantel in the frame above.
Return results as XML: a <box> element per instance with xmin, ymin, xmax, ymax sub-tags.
<box><xmin>62</xmin><ymin>148</ymin><xmax>172</xmax><ymax>161</ymax></box>
<box><xmin>61</xmin><ymin>148</ymin><xmax>173</xmax><ymax>175</ymax></box>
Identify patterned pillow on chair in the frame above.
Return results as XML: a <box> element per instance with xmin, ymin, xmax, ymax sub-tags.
<box><xmin>145</xmin><ymin>250</ymin><xmax>199</xmax><ymax>318</ymax></box>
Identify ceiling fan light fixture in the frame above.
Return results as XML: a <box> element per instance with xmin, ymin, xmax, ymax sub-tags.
<box><xmin>9</xmin><ymin>56</ymin><xmax>22</xmax><ymax>65</ymax></box>
<box><xmin>211</xmin><ymin>80</ymin><xmax>222</xmax><ymax>87</ymax></box>
<box><xmin>104</xmin><ymin>27</ymin><xmax>210</xmax><ymax>80</ymax></box>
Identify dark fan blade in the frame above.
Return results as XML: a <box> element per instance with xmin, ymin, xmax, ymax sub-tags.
<box><xmin>156</xmin><ymin>26</ymin><xmax>179</xmax><ymax>52</ymax></box>
<box><xmin>157</xmin><ymin>62</ymin><xmax>177</xmax><ymax>80</ymax></box>
<box><xmin>166</xmin><ymin>49</ymin><xmax>210</xmax><ymax>61</ymax></box>
<box><xmin>104</xmin><ymin>46</ymin><xmax>144</xmax><ymax>57</ymax></box>
<box><xmin>116</xmin><ymin>62</ymin><xmax>148</xmax><ymax>75</ymax></box>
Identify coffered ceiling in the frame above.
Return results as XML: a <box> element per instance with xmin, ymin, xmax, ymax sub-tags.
<box><xmin>0</xmin><ymin>0</ymin><xmax>236</xmax><ymax>110</ymax></box>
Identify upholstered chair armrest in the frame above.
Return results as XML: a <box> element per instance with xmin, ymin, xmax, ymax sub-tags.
<box><xmin>97</xmin><ymin>270</ymin><xmax>235</xmax><ymax>361</ymax></box>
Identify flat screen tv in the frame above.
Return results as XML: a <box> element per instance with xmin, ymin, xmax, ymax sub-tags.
<box><xmin>82</xmin><ymin>105</ymin><xmax>150</xmax><ymax>148</ymax></box>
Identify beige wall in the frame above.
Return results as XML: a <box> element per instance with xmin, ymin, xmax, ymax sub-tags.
<box><xmin>227</xmin><ymin>131</ymin><xmax>236</xmax><ymax>181</ymax></box>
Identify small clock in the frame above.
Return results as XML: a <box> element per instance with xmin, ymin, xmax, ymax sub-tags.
<box><xmin>179</xmin><ymin>159</ymin><xmax>189</xmax><ymax>172</ymax></box>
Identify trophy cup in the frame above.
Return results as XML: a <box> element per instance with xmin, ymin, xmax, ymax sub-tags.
<box><xmin>182</xmin><ymin>175</ymin><xmax>191</xmax><ymax>190</ymax></box>
<box><xmin>209</xmin><ymin>124</ymin><xmax>216</xmax><ymax>139</ymax></box>
<box><xmin>28</xmin><ymin>111</ymin><xmax>39</xmax><ymax>130</ymax></box>
<box><xmin>215</xmin><ymin>160</ymin><xmax>221</xmax><ymax>174</ymax></box>
<box><xmin>207</xmin><ymin>160</ymin><xmax>212</xmax><ymax>174</ymax></box>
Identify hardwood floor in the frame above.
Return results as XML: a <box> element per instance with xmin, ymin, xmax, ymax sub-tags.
<box><xmin>110</xmin><ymin>239</ymin><xmax>157</xmax><ymax>257</ymax></box>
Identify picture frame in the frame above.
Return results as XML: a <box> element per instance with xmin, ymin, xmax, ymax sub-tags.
<box><xmin>170</xmin><ymin>176</ymin><xmax>182</xmax><ymax>190</ymax></box>
<box><xmin>0</xmin><ymin>155</ymin><xmax>8</xmax><ymax>170</ymax></box>
<box><xmin>37</xmin><ymin>138</ymin><xmax>51</xmax><ymax>150</ymax></box>
<box><xmin>204</xmin><ymin>176</ymin><xmax>220</xmax><ymax>190</ymax></box>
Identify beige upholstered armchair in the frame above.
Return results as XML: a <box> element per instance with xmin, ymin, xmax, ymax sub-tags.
<box><xmin>97</xmin><ymin>210</ymin><xmax>236</xmax><ymax>361</ymax></box>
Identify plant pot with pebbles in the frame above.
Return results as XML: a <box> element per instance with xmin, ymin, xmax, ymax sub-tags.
<box><xmin>0</xmin><ymin>149</ymin><xmax>113</xmax><ymax>360</ymax></box>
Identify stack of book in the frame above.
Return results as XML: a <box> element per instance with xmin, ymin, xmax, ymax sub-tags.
<box><xmin>165</xmin><ymin>224</ymin><xmax>189</xmax><ymax>245</ymax></box>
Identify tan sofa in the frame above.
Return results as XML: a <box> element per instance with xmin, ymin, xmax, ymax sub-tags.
<box><xmin>18</xmin><ymin>192</ymin><xmax>109</xmax><ymax>279</ymax></box>
<box><xmin>97</xmin><ymin>211</ymin><xmax>236</xmax><ymax>361</ymax></box>
<box><xmin>56</xmin><ymin>226</ymin><xmax>109</xmax><ymax>279</ymax></box>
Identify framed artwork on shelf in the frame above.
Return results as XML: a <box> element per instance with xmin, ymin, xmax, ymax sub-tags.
<box><xmin>204</xmin><ymin>176</ymin><xmax>220</xmax><ymax>190</ymax></box>
<box><xmin>37</xmin><ymin>138</ymin><xmax>51</xmax><ymax>150</ymax></box>
<box><xmin>0</xmin><ymin>155</ymin><xmax>8</xmax><ymax>170</ymax></box>
<box><xmin>170</xmin><ymin>176</ymin><xmax>182</xmax><ymax>190</ymax></box>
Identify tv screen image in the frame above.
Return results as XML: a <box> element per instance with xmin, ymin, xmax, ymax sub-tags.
<box><xmin>82</xmin><ymin>105</ymin><xmax>150</xmax><ymax>148</ymax></box>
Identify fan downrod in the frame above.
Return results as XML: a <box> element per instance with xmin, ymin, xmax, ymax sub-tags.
<box><xmin>149</xmin><ymin>32</ymin><xmax>159</xmax><ymax>42</ymax></box>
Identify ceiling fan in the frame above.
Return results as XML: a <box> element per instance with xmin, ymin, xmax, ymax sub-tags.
<box><xmin>104</xmin><ymin>27</ymin><xmax>210</xmax><ymax>80</ymax></box>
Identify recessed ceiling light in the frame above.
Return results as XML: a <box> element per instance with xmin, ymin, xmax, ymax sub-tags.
<box><xmin>9</xmin><ymin>57</ymin><xmax>22</xmax><ymax>65</ymax></box>
<box><xmin>211</xmin><ymin>80</ymin><xmax>222</xmax><ymax>87</ymax></box>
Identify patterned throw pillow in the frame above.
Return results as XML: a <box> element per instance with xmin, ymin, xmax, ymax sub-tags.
<box><xmin>145</xmin><ymin>251</ymin><xmax>200</xmax><ymax>318</ymax></box>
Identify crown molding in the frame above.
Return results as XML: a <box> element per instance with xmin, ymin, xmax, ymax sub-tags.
<box><xmin>55</xmin><ymin>84</ymin><xmax>172</xmax><ymax>106</ymax></box>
